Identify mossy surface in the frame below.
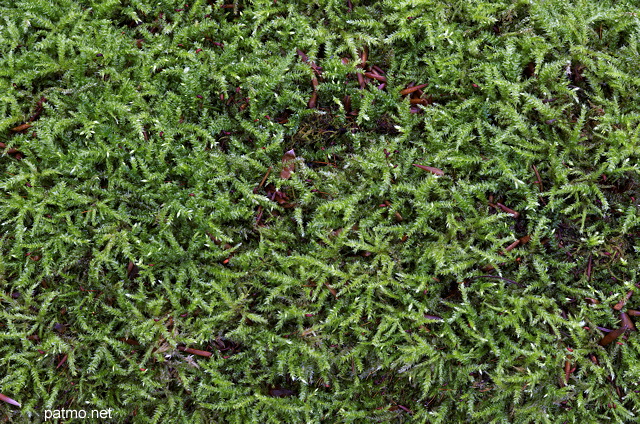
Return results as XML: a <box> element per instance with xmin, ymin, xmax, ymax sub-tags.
<box><xmin>1</xmin><ymin>1</ymin><xmax>640</xmax><ymax>422</ymax></box>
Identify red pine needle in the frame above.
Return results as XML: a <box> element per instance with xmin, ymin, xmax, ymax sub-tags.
<box><xmin>0</xmin><ymin>394</ymin><xmax>21</xmax><ymax>408</ymax></box>
<box><xmin>412</xmin><ymin>164</ymin><xmax>444</xmax><ymax>176</ymax></box>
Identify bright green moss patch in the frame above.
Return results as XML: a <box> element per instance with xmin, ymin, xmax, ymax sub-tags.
<box><xmin>1</xmin><ymin>0</ymin><xmax>640</xmax><ymax>422</ymax></box>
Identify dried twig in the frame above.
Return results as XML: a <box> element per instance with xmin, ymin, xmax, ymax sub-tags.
<box><xmin>532</xmin><ymin>164</ymin><xmax>544</xmax><ymax>192</ymax></box>
<box><xmin>254</xmin><ymin>166</ymin><xmax>272</xmax><ymax>193</ymax></box>
<box><xmin>495</xmin><ymin>203</ymin><xmax>520</xmax><ymax>218</ymax></box>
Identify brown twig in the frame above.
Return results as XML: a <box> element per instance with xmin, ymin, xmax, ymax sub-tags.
<box><xmin>496</xmin><ymin>203</ymin><xmax>520</xmax><ymax>218</ymax></box>
<box><xmin>532</xmin><ymin>164</ymin><xmax>544</xmax><ymax>192</ymax></box>
<box><xmin>254</xmin><ymin>166</ymin><xmax>272</xmax><ymax>193</ymax></box>
<box><xmin>309</xmin><ymin>161</ymin><xmax>337</xmax><ymax>167</ymax></box>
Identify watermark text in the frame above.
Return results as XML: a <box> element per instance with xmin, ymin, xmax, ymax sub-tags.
<box><xmin>44</xmin><ymin>408</ymin><xmax>113</xmax><ymax>421</ymax></box>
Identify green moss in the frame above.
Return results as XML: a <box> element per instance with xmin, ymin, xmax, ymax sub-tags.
<box><xmin>1</xmin><ymin>0</ymin><xmax>639</xmax><ymax>422</ymax></box>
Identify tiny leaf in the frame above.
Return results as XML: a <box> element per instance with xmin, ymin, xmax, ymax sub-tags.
<box><xmin>280</xmin><ymin>149</ymin><xmax>296</xmax><ymax>179</ymax></box>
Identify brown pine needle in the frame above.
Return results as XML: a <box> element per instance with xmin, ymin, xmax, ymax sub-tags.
<box><xmin>599</xmin><ymin>325</ymin><xmax>628</xmax><ymax>346</ymax></box>
<box><xmin>324</xmin><ymin>283</ymin><xmax>338</xmax><ymax>298</ymax></box>
<box><xmin>620</xmin><ymin>312</ymin><xmax>635</xmax><ymax>331</ymax></box>
<box><xmin>56</xmin><ymin>354</ymin><xmax>68</xmax><ymax>369</ymax></box>
<box><xmin>613</xmin><ymin>291</ymin><xmax>633</xmax><ymax>311</ymax></box>
<box><xmin>504</xmin><ymin>239</ymin><xmax>520</xmax><ymax>252</ymax></box>
<box><xmin>400</xmin><ymin>84</ymin><xmax>428</xmax><ymax>96</ymax></box>
<box><xmin>10</xmin><ymin>123</ymin><xmax>32</xmax><ymax>132</ymax></box>
<box><xmin>177</xmin><ymin>346</ymin><xmax>212</xmax><ymax>357</ymax></box>
<box><xmin>364</xmin><ymin>72</ymin><xmax>386</xmax><ymax>82</ymax></box>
